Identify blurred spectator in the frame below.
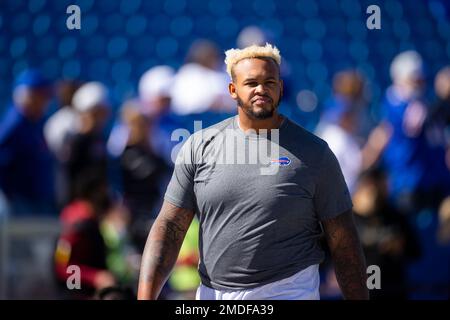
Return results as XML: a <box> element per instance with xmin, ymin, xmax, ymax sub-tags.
<box><xmin>0</xmin><ymin>189</ymin><xmax>8</xmax><ymax>218</ymax></box>
<box><xmin>100</xmin><ymin>201</ymin><xmax>139</xmax><ymax>287</ymax></box>
<box><xmin>139</xmin><ymin>66</ymin><xmax>174</xmax><ymax>119</ymax></box>
<box><xmin>65</xmin><ymin>82</ymin><xmax>111</xmax><ymax>202</ymax></box>
<box><xmin>44</xmin><ymin>80</ymin><xmax>81</xmax><ymax>207</ymax></box>
<box><xmin>437</xmin><ymin>196</ymin><xmax>450</xmax><ymax>246</ymax></box>
<box><xmin>54</xmin><ymin>171</ymin><xmax>117</xmax><ymax>299</ymax></box>
<box><xmin>427</xmin><ymin>67</ymin><xmax>450</xmax><ymax>249</ymax></box>
<box><xmin>429</xmin><ymin>66</ymin><xmax>450</xmax><ymax>168</ymax></box>
<box><xmin>364</xmin><ymin>51</ymin><xmax>450</xmax><ymax>213</ymax></box>
<box><xmin>139</xmin><ymin>66</ymin><xmax>182</xmax><ymax>165</ymax></box>
<box><xmin>352</xmin><ymin>169</ymin><xmax>421</xmax><ymax>299</ymax></box>
<box><xmin>44</xmin><ymin>80</ymin><xmax>81</xmax><ymax>160</ymax></box>
<box><xmin>118</xmin><ymin>101</ymin><xmax>169</xmax><ymax>251</ymax></box>
<box><xmin>0</xmin><ymin>69</ymin><xmax>55</xmax><ymax>215</ymax></box>
<box><xmin>170</xmin><ymin>39</ymin><xmax>234</xmax><ymax>115</ymax></box>
<box><xmin>137</xmin><ymin>65</ymin><xmax>181</xmax><ymax>165</ymax></box>
<box><xmin>0</xmin><ymin>190</ymin><xmax>7</xmax><ymax>298</ymax></box>
<box><xmin>316</xmin><ymin>70</ymin><xmax>369</xmax><ymax>192</ymax></box>
<box><xmin>237</xmin><ymin>26</ymin><xmax>271</xmax><ymax>48</ymax></box>
<box><xmin>168</xmin><ymin>218</ymin><xmax>201</xmax><ymax>300</ymax></box>
<box><xmin>108</xmin><ymin>65</ymin><xmax>180</xmax><ymax>165</ymax></box>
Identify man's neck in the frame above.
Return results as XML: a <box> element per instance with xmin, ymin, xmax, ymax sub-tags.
<box><xmin>237</xmin><ymin>109</ymin><xmax>283</xmax><ymax>134</ymax></box>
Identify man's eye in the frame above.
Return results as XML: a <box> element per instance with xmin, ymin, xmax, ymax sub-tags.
<box><xmin>246</xmin><ymin>82</ymin><xmax>257</xmax><ymax>87</ymax></box>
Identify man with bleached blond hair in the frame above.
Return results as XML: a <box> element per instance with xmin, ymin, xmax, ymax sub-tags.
<box><xmin>138</xmin><ymin>43</ymin><xmax>369</xmax><ymax>300</ymax></box>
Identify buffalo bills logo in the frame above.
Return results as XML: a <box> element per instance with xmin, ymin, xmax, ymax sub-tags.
<box><xmin>270</xmin><ymin>156</ymin><xmax>291</xmax><ymax>166</ymax></box>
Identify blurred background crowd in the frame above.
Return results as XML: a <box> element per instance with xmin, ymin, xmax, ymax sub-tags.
<box><xmin>1</xmin><ymin>0</ymin><xmax>450</xmax><ymax>300</ymax></box>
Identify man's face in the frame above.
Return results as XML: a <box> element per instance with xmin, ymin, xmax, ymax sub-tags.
<box><xmin>229</xmin><ymin>58</ymin><xmax>283</xmax><ymax>120</ymax></box>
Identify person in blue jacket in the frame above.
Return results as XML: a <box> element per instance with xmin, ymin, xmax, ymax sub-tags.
<box><xmin>0</xmin><ymin>69</ymin><xmax>55</xmax><ymax>215</ymax></box>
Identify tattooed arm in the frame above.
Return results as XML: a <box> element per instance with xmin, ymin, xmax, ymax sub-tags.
<box><xmin>322</xmin><ymin>209</ymin><xmax>369</xmax><ymax>300</ymax></box>
<box><xmin>137</xmin><ymin>201</ymin><xmax>195</xmax><ymax>300</ymax></box>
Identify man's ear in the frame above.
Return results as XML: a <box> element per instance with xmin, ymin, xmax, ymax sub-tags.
<box><xmin>228</xmin><ymin>82</ymin><xmax>238</xmax><ymax>100</ymax></box>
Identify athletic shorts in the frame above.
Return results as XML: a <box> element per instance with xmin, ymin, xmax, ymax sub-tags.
<box><xmin>195</xmin><ymin>264</ymin><xmax>320</xmax><ymax>300</ymax></box>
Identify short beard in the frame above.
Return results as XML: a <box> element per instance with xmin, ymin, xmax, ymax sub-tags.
<box><xmin>236</xmin><ymin>95</ymin><xmax>280</xmax><ymax>120</ymax></box>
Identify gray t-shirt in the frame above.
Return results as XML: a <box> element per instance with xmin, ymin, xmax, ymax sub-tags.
<box><xmin>164</xmin><ymin>115</ymin><xmax>352</xmax><ymax>290</ymax></box>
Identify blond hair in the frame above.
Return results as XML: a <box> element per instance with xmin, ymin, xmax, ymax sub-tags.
<box><xmin>224</xmin><ymin>43</ymin><xmax>281</xmax><ymax>79</ymax></box>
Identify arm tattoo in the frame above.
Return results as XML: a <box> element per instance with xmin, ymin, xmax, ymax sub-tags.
<box><xmin>138</xmin><ymin>201</ymin><xmax>195</xmax><ymax>299</ymax></box>
<box><xmin>322</xmin><ymin>210</ymin><xmax>369</xmax><ymax>300</ymax></box>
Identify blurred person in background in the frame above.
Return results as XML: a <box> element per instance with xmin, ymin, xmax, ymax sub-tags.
<box><xmin>315</xmin><ymin>70</ymin><xmax>369</xmax><ymax>299</ymax></box>
<box><xmin>237</xmin><ymin>26</ymin><xmax>272</xmax><ymax>49</ymax></box>
<box><xmin>0</xmin><ymin>69</ymin><xmax>55</xmax><ymax>215</ymax></box>
<box><xmin>0</xmin><ymin>190</ymin><xmax>8</xmax><ymax>219</ymax></box>
<box><xmin>437</xmin><ymin>196</ymin><xmax>450</xmax><ymax>246</ymax></box>
<box><xmin>44</xmin><ymin>80</ymin><xmax>81</xmax><ymax>207</ymax></box>
<box><xmin>170</xmin><ymin>39</ymin><xmax>234</xmax><ymax>115</ymax></box>
<box><xmin>316</xmin><ymin>70</ymin><xmax>369</xmax><ymax>193</ymax></box>
<box><xmin>99</xmin><ymin>200</ymin><xmax>139</xmax><ymax>290</ymax></box>
<box><xmin>364</xmin><ymin>51</ymin><xmax>450</xmax><ymax>214</ymax></box>
<box><xmin>430</xmin><ymin>66</ymin><xmax>450</xmax><ymax>169</ymax></box>
<box><xmin>352</xmin><ymin>169</ymin><xmax>421</xmax><ymax>299</ymax></box>
<box><xmin>137</xmin><ymin>65</ymin><xmax>182</xmax><ymax>165</ymax></box>
<box><xmin>0</xmin><ymin>190</ymin><xmax>8</xmax><ymax>299</ymax></box>
<box><xmin>139</xmin><ymin>66</ymin><xmax>174</xmax><ymax>119</ymax></box>
<box><xmin>65</xmin><ymin>82</ymin><xmax>111</xmax><ymax>202</ymax></box>
<box><xmin>44</xmin><ymin>80</ymin><xmax>81</xmax><ymax>161</ymax></box>
<box><xmin>117</xmin><ymin>100</ymin><xmax>169</xmax><ymax>252</ymax></box>
<box><xmin>54</xmin><ymin>171</ymin><xmax>117</xmax><ymax>299</ymax></box>
<box><xmin>431</xmin><ymin>67</ymin><xmax>450</xmax><ymax>246</ymax></box>
<box><xmin>167</xmin><ymin>218</ymin><xmax>201</xmax><ymax>300</ymax></box>
<box><xmin>108</xmin><ymin>65</ymin><xmax>180</xmax><ymax>166</ymax></box>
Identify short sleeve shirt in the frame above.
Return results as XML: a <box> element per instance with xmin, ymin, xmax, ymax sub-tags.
<box><xmin>165</xmin><ymin>115</ymin><xmax>352</xmax><ymax>290</ymax></box>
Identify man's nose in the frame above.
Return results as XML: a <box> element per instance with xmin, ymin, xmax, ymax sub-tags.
<box><xmin>255</xmin><ymin>84</ymin><xmax>267</xmax><ymax>94</ymax></box>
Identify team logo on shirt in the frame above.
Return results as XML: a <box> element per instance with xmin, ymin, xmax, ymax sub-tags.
<box><xmin>270</xmin><ymin>156</ymin><xmax>291</xmax><ymax>166</ymax></box>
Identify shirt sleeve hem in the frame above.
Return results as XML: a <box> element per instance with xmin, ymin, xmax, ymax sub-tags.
<box><xmin>164</xmin><ymin>193</ymin><xmax>194</xmax><ymax>210</ymax></box>
<box><xmin>318</xmin><ymin>201</ymin><xmax>354</xmax><ymax>221</ymax></box>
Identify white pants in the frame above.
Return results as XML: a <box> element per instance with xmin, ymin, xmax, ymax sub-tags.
<box><xmin>196</xmin><ymin>264</ymin><xmax>320</xmax><ymax>300</ymax></box>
